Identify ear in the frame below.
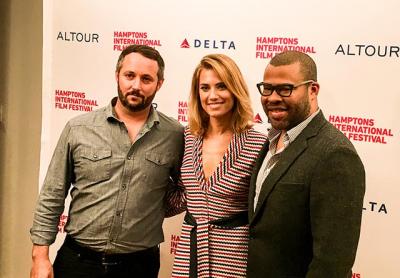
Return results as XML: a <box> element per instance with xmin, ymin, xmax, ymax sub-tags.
<box><xmin>156</xmin><ymin>79</ymin><xmax>164</xmax><ymax>92</ymax></box>
<box><xmin>309</xmin><ymin>82</ymin><xmax>320</xmax><ymax>98</ymax></box>
<box><xmin>115</xmin><ymin>71</ymin><xmax>119</xmax><ymax>83</ymax></box>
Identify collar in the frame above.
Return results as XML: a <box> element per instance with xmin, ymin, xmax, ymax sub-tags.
<box><xmin>106</xmin><ymin>97</ymin><xmax>160</xmax><ymax>128</ymax></box>
<box><xmin>267</xmin><ymin>108</ymin><xmax>321</xmax><ymax>144</ymax></box>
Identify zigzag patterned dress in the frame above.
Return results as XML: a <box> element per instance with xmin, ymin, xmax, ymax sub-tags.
<box><xmin>171</xmin><ymin>128</ymin><xmax>267</xmax><ymax>278</ymax></box>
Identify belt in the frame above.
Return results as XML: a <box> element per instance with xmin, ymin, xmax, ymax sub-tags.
<box><xmin>64</xmin><ymin>235</ymin><xmax>158</xmax><ymax>266</ymax></box>
<box><xmin>184</xmin><ymin>211</ymin><xmax>248</xmax><ymax>278</ymax></box>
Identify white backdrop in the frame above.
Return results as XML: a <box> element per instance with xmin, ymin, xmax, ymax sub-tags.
<box><xmin>41</xmin><ymin>1</ymin><xmax>399</xmax><ymax>277</ymax></box>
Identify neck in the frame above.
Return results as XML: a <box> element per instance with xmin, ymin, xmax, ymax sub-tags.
<box><xmin>206</xmin><ymin>118</ymin><xmax>233</xmax><ymax>137</ymax></box>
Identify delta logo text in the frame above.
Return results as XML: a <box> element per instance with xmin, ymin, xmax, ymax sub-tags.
<box><xmin>329</xmin><ymin>115</ymin><xmax>394</xmax><ymax>144</ymax></box>
<box><xmin>352</xmin><ymin>273</ymin><xmax>361</xmax><ymax>278</ymax></box>
<box><xmin>363</xmin><ymin>201</ymin><xmax>387</xmax><ymax>214</ymax></box>
<box><xmin>113</xmin><ymin>31</ymin><xmax>161</xmax><ymax>51</ymax></box>
<box><xmin>177</xmin><ymin>100</ymin><xmax>188</xmax><ymax>123</ymax></box>
<box><xmin>57</xmin><ymin>31</ymin><xmax>99</xmax><ymax>43</ymax></box>
<box><xmin>55</xmin><ymin>89</ymin><xmax>99</xmax><ymax>112</ymax></box>
<box><xmin>335</xmin><ymin>43</ymin><xmax>400</xmax><ymax>58</ymax></box>
<box><xmin>255</xmin><ymin>37</ymin><xmax>316</xmax><ymax>59</ymax></box>
<box><xmin>170</xmin><ymin>234</ymin><xmax>180</xmax><ymax>255</ymax></box>
<box><xmin>180</xmin><ymin>38</ymin><xmax>236</xmax><ymax>50</ymax></box>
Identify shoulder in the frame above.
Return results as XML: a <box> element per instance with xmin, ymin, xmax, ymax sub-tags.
<box><xmin>319</xmin><ymin>121</ymin><xmax>357</xmax><ymax>151</ymax></box>
<box><xmin>155</xmin><ymin>110</ymin><xmax>184</xmax><ymax>134</ymax></box>
<box><xmin>67</xmin><ymin>106</ymin><xmax>108</xmax><ymax>127</ymax></box>
<box><xmin>244</xmin><ymin>128</ymin><xmax>268</xmax><ymax>145</ymax></box>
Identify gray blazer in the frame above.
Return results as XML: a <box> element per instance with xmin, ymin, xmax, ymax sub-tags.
<box><xmin>247</xmin><ymin>111</ymin><xmax>365</xmax><ymax>278</ymax></box>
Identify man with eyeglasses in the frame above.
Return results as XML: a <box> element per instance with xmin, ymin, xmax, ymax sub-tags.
<box><xmin>247</xmin><ymin>51</ymin><xmax>365</xmax><ymax>278</ymax></box>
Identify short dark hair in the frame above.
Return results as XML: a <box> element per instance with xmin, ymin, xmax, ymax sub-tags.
<box><xmin>269</xmin><ymin>51</ymin><xmax>317</xmax><ymax>81</ymax></box>
<box><xmin>115</xmin><ymin>45</ymin><xmax>165</xmax><ymax>80</ymax></box>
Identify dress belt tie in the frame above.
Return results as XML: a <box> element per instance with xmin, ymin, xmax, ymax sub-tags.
<box><xmin>184</xmin><ymin>210</ymin><xmax>248</xmax><ymax>278</ymax></box>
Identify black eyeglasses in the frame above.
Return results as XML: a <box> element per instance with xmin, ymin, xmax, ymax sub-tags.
<box><xmin>256</xmin><ymin>80</ymin><xmax>314</xmax><ymax>97</ymax></box>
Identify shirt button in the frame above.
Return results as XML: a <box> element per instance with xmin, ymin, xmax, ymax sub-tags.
<box><xmin>122</xmin><ymin>184</ymin><xmax>126</xmax><ymax>190</ymax></box>
<box><xmin>93</xmin><ymin>154</ymin><xmax>98</xmax><ymax>159</ymax></box>
<box><xmin>116</xmin><ymin>211</ymin><xmax>121</xmax><ymax>217</ymax></box>
<box><xmin>127</xmin><ymin>156</ymin><xmax>132</xmax><ymax>160</ymax></box>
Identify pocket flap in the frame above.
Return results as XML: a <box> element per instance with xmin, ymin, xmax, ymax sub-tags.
<box><xmin>81</xmin><ymin>149</ymin><xmax>112</xmax><ymax>161</ymax></box>
<box><xmin>145</xmin><ymin>152</ymin><xmax>169</xmax><ymax>165</ymax></box>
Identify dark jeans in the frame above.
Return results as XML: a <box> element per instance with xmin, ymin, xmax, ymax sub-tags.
<box><xmin>53</xmin><ymin>238</ymin><xmax>160</xmax><ymax>278</ymax></box>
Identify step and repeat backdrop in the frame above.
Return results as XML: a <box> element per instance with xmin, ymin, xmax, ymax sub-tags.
<box><xmin>40</xmin><ymin>1</ymin><xmax>399</xmax><ymax>277</ymax></box>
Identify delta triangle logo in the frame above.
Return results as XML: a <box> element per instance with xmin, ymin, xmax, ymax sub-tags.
<box><xmin>254</xmin><ymin>113</ymin><xmax>263</xmax><ymax>123</ymax></box>
<box><xmin>180</xmin><ymin>39</ymin><xmax>190</xmax><ymax>48</ymax></box>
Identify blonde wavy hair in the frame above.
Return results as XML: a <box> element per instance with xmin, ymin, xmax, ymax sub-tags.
<box><xmin>188</xmin><ymin>54</ymin><xmax>254</xmax><ymax>136</ymax></box>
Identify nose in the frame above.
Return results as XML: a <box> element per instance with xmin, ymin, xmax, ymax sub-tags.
<box><xmin>208</xmin><ymin>87</ymin><xmax>218</xmax><ymax>99</ymax></box>
<box><xmin>130</xmin><ymin>77</ymin><xmax>141</xmax><ymax>90</ymax></box>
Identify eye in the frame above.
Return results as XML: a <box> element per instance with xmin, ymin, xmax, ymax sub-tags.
<box><xmin>263</xmin><ymin>85</ymin><xmax>274</xmax><ymax>94</ymax></box>
<box><xmin>141</xmin><ymin>76</ymin><xmax>153</xmax><ymax>84</ymax></box>
<box><xmin>124</xmin><ymin>72</ymin><xmax>134</xmax><ymax>79</ymax></box>
<box><xmin>199</xmin><ymin>84</ymin><xmax>209</xmax><ymax>92</ymax></box>
<box><xmin>216</xmin><ymin>83</ymin><xmax>227</xmax><ymax>90</ymax></box>
<box><xmin>277</xmin><ymin>85</ymin><xmax>292</xmax><ymax>91</ymax></box>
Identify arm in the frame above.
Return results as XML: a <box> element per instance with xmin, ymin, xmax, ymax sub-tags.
<box><xmin>30</xmin><ymin>245</ymin><xmax>53</xmax><ymax>278</ymax></box>
<box><xmin>307</xmin><ymin>147</ymin><xmax>365</xmax><ymax>278</ymax></box>
<box><xmin>164</xmin><ymin>177</ymin><xmax>187</xmax><ymax>217</ymax></box>
<box><xmin>165</xmin><ymin>128</ymin><xmax>186</xmax><ymax>217</ymax></box>
<box><xmin>30</xmin><ymin>123</ymin><xmax>73</xmax><ymax>246</ymax></box>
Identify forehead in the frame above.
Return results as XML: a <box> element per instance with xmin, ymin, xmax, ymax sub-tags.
<box><xmin>199</xmin><ymin>68</ymin><xmax>221</xmax><ymax>83</ymax></box>
<box><xmin>263</xmin><ymin>62</ymin><xmax>302</xmax><ymax>83</ymax></box>
<box><xmin>120</xmin><ymin>52</ymin><xmax>159</xmax><ymax>75</ymax></box>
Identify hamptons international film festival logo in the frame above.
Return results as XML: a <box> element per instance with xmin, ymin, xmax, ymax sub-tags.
<box><xmin>177</xmin><ymin>100</ymin><xmax>188</xmax><ymax>123</ymax></box>
<box><xmin>54</xmin><ymin>89</ymin><xmax>99</xmax><ymax>112</ymax></box>
<box><xmin>255</xmin><ymin>36</ymin><xmax>316</xmax><ymax>59</ymax></box>
<box><xmin>170</xmin><ymin>234</ymin><xmax>180</xmax><ymax>255</ymax></box>
<box><xmin>56</xmin><ymin>31</ymin><xmax>99</xmax><ymax>43</ymax></box>
<box><xmin>329</xmin><ymin>115</ymin><xmax>394</xmax><ymax>144</ymax></box>
<box><xmin>113</xmin><ymin>31</ymin><xmax>161</xmax><ymax>51</ymax></box>
<box><xmin>180</xmin><ymin>37</ymin><xmax>236</xmax><ymax>50</ymax></box>
<box><xmin>335</xmin><ymin>43</ymin><xmax>400</xmax><ymax>58</ymax></box>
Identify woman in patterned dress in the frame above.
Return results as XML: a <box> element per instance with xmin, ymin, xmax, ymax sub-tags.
<box><xmin>169</xmin><ymin>54</ymin><xmax>267</xmax><ymax>278</ymax></box>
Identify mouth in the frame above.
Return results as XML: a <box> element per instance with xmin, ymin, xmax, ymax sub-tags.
<box><xmin>208</xmin><ymin>102</ymin><xmax>224</xmax><ymax>107</ymax></box>
<box><xmin>267</xmin><ymin>106</ymin><xmax>287</xmax><ymax>119</ymax></box>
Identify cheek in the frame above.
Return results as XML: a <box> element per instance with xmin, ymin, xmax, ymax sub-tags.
<box><xmin>261</xmin><ymin>96</ymin><xmax>268</xmax><ymax>105</ymax></box>
<box><xmin>199</xmin><ymin>92</ymin><xmax>207</xmax><ymax>105</ymax></box>
<box><xmin>118</xmin><ymin>79</ymin><xmax>129</xmax><ymax>91</ymax></box>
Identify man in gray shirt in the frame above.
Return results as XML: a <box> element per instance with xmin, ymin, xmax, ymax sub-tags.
<box><xmin>30</xmin><ymin>45</ymin><xmax>184</xmax><ymax>278</ymax></box>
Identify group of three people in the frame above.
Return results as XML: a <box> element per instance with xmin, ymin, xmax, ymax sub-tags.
<box><xmin>30</xmin><ymin>45</ymin><xmax>365</xmax><ymax>278</ymax></box>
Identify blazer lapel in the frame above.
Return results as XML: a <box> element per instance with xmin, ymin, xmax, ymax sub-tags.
<box><xmin>249</xmin><ymin>111</ymin><xmax>327</xmax><ymax>224</ymax></box>
<box><xmin>251</xmin><ymin>140</ymin><xmax>307</xmax><ymax>222</ymax></box>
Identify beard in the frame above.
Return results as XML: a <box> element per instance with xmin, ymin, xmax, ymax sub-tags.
<box><xmin>117</xmin><ymin>84</ymin><xmax>157</xmax><ymax>112</ymax></box>
<box><xmin>264</xmin><ymin>92</ymin><xmax>311</xmax><ymax>131</ymax></box>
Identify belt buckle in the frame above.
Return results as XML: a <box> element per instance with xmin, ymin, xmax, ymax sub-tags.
<box><xmin>101</xmin><ymin>254</ymin><xmax>119</xmax><ymax>267</ymax></box>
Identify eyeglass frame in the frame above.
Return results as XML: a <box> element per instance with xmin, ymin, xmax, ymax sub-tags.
<box><xmin>256</xmin><ymin>80</ymin><xmax>315</xmax><ymax>97</ymax></box>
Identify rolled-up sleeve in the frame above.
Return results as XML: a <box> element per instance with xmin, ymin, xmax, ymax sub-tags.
<box><xmin>30</xmin><ymin>123</ymin><xmax>74</xmax><ymax>245</ymax></box>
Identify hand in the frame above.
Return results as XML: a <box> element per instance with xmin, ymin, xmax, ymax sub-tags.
<box><xmin>30</xmin><ymin>245</ymin><xmax>54</xmax><ymax>278</ymax></box>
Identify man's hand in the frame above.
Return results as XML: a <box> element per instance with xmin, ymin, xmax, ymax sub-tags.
<box><xmin>30</xmin><ymin>245</ymin><xmax>53</xmax><ymax>278</ymax></box>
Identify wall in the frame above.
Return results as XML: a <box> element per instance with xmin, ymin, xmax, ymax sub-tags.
<box><xmin>0</xmin><ymin>0</ymin><xmax>42</xmax><ymax>276</ymax></box>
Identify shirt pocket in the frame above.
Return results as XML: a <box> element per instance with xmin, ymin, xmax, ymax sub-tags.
<box><xmin>75</xmin><ymin>148</ymin><xmax>112</xmax><ymax>184</ymax></box>
<box><xmin>143</xmin><ymin>151</ymin><xmax>172</xmax><ymax>187</ymax></box>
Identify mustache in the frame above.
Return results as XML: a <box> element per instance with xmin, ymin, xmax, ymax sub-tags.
<box><xmin>266</xmin><ymin>104</ymin><xmax>287</xmax><ymax>110</ymax></box>
<box><xmin>126</xmin><ymin>90</ymin><xmax>144</xmax><ymax>98</ymax></box>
